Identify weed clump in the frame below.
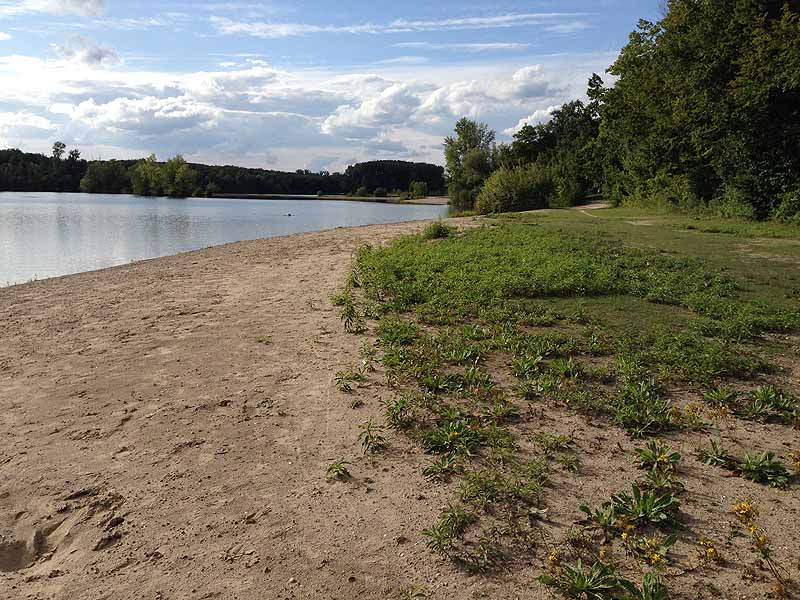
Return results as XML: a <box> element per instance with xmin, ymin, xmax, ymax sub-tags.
<box><xmin>421</xmin><ymin>221</ymin><xmax>454</xmax><ymax>240</ymax></box>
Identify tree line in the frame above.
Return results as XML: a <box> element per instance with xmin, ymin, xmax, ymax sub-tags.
<box><xmin>0</xmin><ymin>147</ymin><xmax>445</xmax><ymax>199</ymax></box>
<box><xmin>446</xmin><ymin>0</ymin><xmax>800</xmax><ymax>222</ymax></box>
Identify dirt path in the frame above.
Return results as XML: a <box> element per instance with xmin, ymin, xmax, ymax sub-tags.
<box><xmin>0</xmin><ymin>218</ymin><xmax>503</xmax><ymax>600</ymax></box>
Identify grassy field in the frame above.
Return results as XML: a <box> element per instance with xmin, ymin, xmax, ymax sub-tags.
<box><xmin>332</xmin><ymin>207</ymin><xmax>800</xmax><ymax>599</ymax></box>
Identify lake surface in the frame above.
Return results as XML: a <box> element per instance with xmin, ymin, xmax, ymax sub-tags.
<box><xmin>0</xmin><ymin>192</ymin><xmax>449</xmax><ymax>287</ymax></box>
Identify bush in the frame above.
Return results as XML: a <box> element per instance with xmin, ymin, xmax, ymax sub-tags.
<box><xmin>709</xmin><ymin>185</ymin><xmax>757</xmax><ymax>219</ymax></box>
<box><xmin>475</xmin><ymin>164</ymin><xmax>555</xmax><ymax>214</ymax></box>
<box><xmin>422</xmin><ymin>221</ymin><xmax>453</xmax><ymax>240</ymax></box>
<box><xmin>374</xmin><ymin>187</ymin><xmax>388</xmax><ymax>198</ymax></box>
<box><xmin>774</xmin><ymin>189</ymin><xmax>800</xmax><ymax>224</ymax></box>
<box><xmin>356</xmin><ymin>186</ymin><xmax>369</xmax><ymax>197</ymax></box>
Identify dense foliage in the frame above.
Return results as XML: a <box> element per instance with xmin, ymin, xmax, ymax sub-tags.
<box><xmin>474</xmin><ymin>164</ymin><xmax>554</xmax><ymax>214</ymax></box>
<box><xmin>450</xmin><ymin>0</ymin><xmax>800</xmax><ymax>220</ymax></box>
<box><xmin>596</xmin><ymin>0</ymin><xmax>800</xmax><ymax>219</ymax></box>
<box><xmin>444</xmin><ymin>118</ymin><xmax>496</xmax><ymax>211</ymax></box>
<box><xmin>0</xmin><ymin>147</ymin><xmax>87</xmax><ymax>192</ymax></box>
<box><xmin>344</xmin><ymin>161</ymin><xmax>444</xmax><ymax>196</ymax></box>
<box><xmin>0</xmin><ymin>148</ymin><xmax>444</xmax><ymax>199</ymax></box>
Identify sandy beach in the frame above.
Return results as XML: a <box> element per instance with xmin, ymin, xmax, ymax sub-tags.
<box><xmin>0</xmin><ymin>217</ymin><xmax>518</xmax><ymax>600</ymax></box>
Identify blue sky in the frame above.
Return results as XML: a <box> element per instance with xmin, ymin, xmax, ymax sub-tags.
<box><xmin>0</xmin><ymin>0</ymin><xmax>660</xmax><ymax>171</ymax></box>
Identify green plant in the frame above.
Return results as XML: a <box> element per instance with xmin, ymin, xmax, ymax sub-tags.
<box><xmin>335</xmin><ymin>366</ymin><xmax>367</xmax><ymax>394</ymax></box>
<box><xmin>357</xmin><ymin>418</ymin><xmax>388</xmax><ymax>454</ymax></box>
<box><xmin>398</xmin><ymin>586</ymin><xmax>428</xmax><ymax>600</ymax></box>
<box><xmin>511</xmin><ymin>354</ymin><xmax>544</xmax><ymax>379</ymax></box>
<box><xmin>376</xmin><ymin>318</ymin><xmax>419</xmax><ymax>346</ymax></box>
<box><xmin>422</xmin><ymin>504</ymin><xmax>474</xmax><ymax>555</ymax></box>
<box><xmin>642</xmin><ymin>468</ymin><xmax>684</xmax><ymax>494</ymax></box>
<box><xmin>611</xmin><ymin>484</ymin><xmax>681</xmax><ymax>527</ymax></box>
<box><xmin>703</xmin><ymin>386</ymin><xmax>737</xmax><ymax>408</ymax></box>
<box><xmin>255</xmin><ymin>335</ymin><xmax>272</xmax><ymax>345</ymax></box>
<box><xmin>475</xmin><ymin>163</ymin><xmax>555</xmax><ymax>214</ymax></box>
<box><xmin>579</xmin><ymin>503</ymin><xmax>617</xmax><ymax>535</ymax></box>
<box><xmin>550</xmin><ymin>357</ymin><xmax>582</xmax><ymax>380</ymax></box>
<box><xmin>421</xmin><ymin>221</ymin><xmax>453</xmax><ymax>240</ymax></box>
<box><xmin>634</xmin><ymin>440</ymin><xmax>681</xmax><ymax>473</ymax></box>
<box><xmin>383</xmin><ymin>394</ymin><xmax>414</xmax><ymax>430</ymax></box>
<box><xmin>533</xmin><ymin>432</ymin><xmax>574</xmax><ymax>457</ymax></box>
<box><xmin>538</xmin><ymin>560</ymin><xmax>629</xmax><ymax>600</ymax></box>
<box><xmin>626</xmin><ymin>534</ymin><xmax>677</xmax><ymax>567</ymax></box>
<box><xmin>738</xmin><ymin>452</ymin><xmax>790</xmax><ymax>488</ymax></box>
<box><xmin>612</xmin><ymin>376</ymin><xmax>676</xmax><ymax>437</ymax></box>
<box><xmin>422</xmin><ymin>454</ymin><xmax>461</xmax><ymax>481</ymax></box>
<box><xmin>738</xmin><ymin>386</ymin><xmax>796</xmax><ymax>422</ymax></box>
<box><xmin>627</xmin><ymin>573</ymin><xmax>670</xmax><ymax>600</ymax></box>
<box><xmin>556</xmin><ymin>453</ymin><xmax>581</xmax><ymax>473</ymax></box>
<box><xmin>326</xmin><ymin>458</ymin><xmax>351</xmax><ymax>479</ymax></box>
<box><xmin>420</xmin><ymin>419</ymin><xmax>481</xmax><ymax>456</ymax></box>
<box><xmin>698</xmin><ymin>438</ymin><xmax>733</xmax><ymax>467</ymax></box>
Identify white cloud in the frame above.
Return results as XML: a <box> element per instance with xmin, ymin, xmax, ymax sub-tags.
<box><xmin>0</xmin><ymin>34</ymin><xmax>605</xmax><ymax>169</ymax></box>
<box><xmin>0</xmin><ymin>0</ymin><xmax>104</xmax><ymax>17</ymax></box>
<box><xmin>546</xmin><ymin>21</ymin><xmax>591</xmax><ymax>34</ymax></box>
<box><xmin>0</xmin><ymin>32</ymin><xmax>10</xmax><ymax>41</ymax></box>
<box><xmin>53</xmin><ymin>36</ymin><xmax>120</xmax><ymax>67</ymax></box>
<box><xmin>71</xmin><ymin>96</ymin><xmax>219</xmax><ymax>136</ymax></box>
<box><xmin>211</xmin><ymin>12</ymin><xmax>588</xmax><ymax>38</ymax></box>
<box><xmin>503</xmin><ymin>106</ymin><xmax>559</xmax><ymax>134</ymax></box>
<box><xmin>322</xmin><ymin>83</ymin><xmax>421</xmax><ymax>138</ymax></box>
<box><xmin>393</xmin><ymin>42</ymin><xmax>530</xmax><ymax>52</ymax></box>
<box><xmin>0</xmin><ymin>111</ymin><xmax>57</xmax><ymax>132</ymax></box>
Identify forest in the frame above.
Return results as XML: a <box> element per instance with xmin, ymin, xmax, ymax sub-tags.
<box><xmin>0</xmin><ymin>148</ymin><xmax>445</xmax><ymax>199</ymax></box>
<box><xmin>446</xmin><ymin>0</ymin><xmax>800</xmax><ymax>222</ymax></box>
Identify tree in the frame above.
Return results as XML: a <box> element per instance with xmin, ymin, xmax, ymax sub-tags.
<box><xmin>68</xmin><ymin>148</ymin><xmax>81</xmax><ymax>161</ymax></box>
<box><xmin>595</xmin><ymin>1</ymin><xmax>800</xmax><ymax>217</ymax></box>
<box><xmin>163</xmin><ymin>155</ymin><xmax>197</xmax><ymax>197</ymax></box>
<box><xmin>444</xmin><ymin>118</ymin><xmax>496</xmax><ymax>210</ymax></box>
<box><xmin>80</xmin><ymin>160</ymin><xmax>131</xmax><ymax>193</ymax></box>
<box><xmin>52</xmin><ymin>141</ymin><xmax>66</xmax><ymax>161</ymax></box>
<box><xmin>409</xmin><ymin>180</ymin><xmax>428</xmax><ymax>198</ymax></box>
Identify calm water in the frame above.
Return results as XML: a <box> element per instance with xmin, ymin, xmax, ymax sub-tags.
<box><xmin>0</xmin><ymin>192</ymin><xmax>449</xmax><ymax>286</ymax></box>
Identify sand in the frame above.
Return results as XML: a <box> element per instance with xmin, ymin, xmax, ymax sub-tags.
<box><xmin>0</xmin><ymin>218</ymin><xmax>504</xmax><ymax>600</ymax></box>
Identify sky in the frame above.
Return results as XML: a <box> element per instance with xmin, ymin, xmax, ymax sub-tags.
<box><xmin>0</xmin><ymin>0</ymin><xmax>661</xmax><ymax>172</ymax></box>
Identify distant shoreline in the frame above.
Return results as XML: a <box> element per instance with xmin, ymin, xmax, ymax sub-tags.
<box><xmin>211</xmin><ymin>192</ymin><xmax>450</xmax><ymax>206</ymax></box>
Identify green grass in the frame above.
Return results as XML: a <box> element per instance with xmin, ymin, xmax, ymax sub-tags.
<box><xmin>335</xmin><ymin>207</ymin><xmax>799</xmax><ymax>588</ymax></box>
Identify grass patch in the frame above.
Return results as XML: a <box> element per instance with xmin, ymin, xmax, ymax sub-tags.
<box><xmin>334</xmin><ymin>210</ymin><xmax>800</xmax><ymax>593</ymax></box>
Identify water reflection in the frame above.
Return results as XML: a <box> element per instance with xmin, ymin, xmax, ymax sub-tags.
<box><xmin>0</xmin><ymin>192</ymin><xmax>449</xmax><ymax>286</ymax></box>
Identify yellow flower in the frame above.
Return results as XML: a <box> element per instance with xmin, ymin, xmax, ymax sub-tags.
<box><xmin>547</xmin><ymin>549</ymin><xmax>560</xmax><ymax>566</ymax></box>
<box><xmin>621</xmin><ymin>531</ymin><xmax>629</xmax><ymax>541</ymax></box>
<box><xmin>650</xmin><ymin>553</ymin><xmax>663</xmax><ymax>565</ymax></box>
<box><xmin>732</xmin><ymin>499</ymin><xmax>757</xmax><ymax>524</ymax></box>
<box><xmin>599</xmin><ymin>544</ymin><xmax>611</xmax><ymax>560</ymax></box>
<box><xmin>448</xmin><ymin>430</ymin><xmax>460</xmax><ymax>440</ymax></box>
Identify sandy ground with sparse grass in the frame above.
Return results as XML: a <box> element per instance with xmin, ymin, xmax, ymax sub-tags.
<box><xmin>0</xmin><ymin>217</ymin><xmax>498</xmax><ymax>600</ymax></box>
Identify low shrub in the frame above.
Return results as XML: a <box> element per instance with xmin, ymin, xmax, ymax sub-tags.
<box><xmin>421</xmin><ymin>221</ymin><xmax>453</xmax><ymax>240</ymax></box>
<box><xmin>475</xmin><ymin>164</ymin><xmax>555</xmax><ymax>214</ymax></box>
<box><xmin>774</xmin><ymin>188</ymin><xmax>800</xmax><ymax>224</ymax></box>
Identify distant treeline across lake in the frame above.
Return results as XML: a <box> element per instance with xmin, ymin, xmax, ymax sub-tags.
<box><xmin>0</xmin><ymin>148</ymin><xmax>445</xmax><ymax>199</ymax></box>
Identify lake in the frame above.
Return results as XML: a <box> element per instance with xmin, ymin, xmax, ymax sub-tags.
<box><xmin>0</xmin><ymin>192</ymin><xmax>449</xmax><ymax>287</ymax></box>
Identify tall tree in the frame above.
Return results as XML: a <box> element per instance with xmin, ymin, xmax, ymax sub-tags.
<box><xmin>444</xmin><ymin>118</ymin><xmax>495</xmax><ymax>210</ymax></box>
<box><xmin>52</xmin><ymin>141</ymin><xmax>66</xmax><ymax>161</ymax></box>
